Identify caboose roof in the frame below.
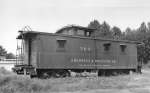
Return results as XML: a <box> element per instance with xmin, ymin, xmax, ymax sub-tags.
<box><xmin>17</xmin><ymin>31</ymin><xmax>141</xmax><ymax>44</ymax></box>
<box><xmin>55</xmin><ymin>25</ymin><xmax>96</xmax><ymax>34</ymax></box>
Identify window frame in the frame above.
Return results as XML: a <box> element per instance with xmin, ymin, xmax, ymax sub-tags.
<box><xmin>120</xmin><ymin>44</ymin><xmax>127</xmax><ymax>53</ymax></box>
<box><xmin>56</xmin><ymin>39</ymin><xmax>67</xmax><ymax>52</ymax></box>
<box><xmin>103</xmin><ymin>42</ymin><xmax>111</xmax><ymax>52</ymax></box>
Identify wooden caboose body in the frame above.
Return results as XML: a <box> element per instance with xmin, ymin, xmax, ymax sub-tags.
<box><xmin>14</xmin><ymin>25</ymin><xmax>141</xmax><ymax>77</ymax></box>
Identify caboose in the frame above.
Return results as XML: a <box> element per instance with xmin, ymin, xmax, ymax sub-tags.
<box><xmin>13</xmin><ymin>25</ymin><xmax>141</xmax><ymax>78</ymax></box>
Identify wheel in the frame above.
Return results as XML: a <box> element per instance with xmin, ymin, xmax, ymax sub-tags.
<box><xmin>98</xmin><ymin>70</ymin><xmax>103</xmax><ymax>76</ymax></box>
<box><xmin>56</xmin><ymin>70</ymin><xmax>70</xmax><ymax>78</ymax></box>
<box><xmin>30</xmin><ymin>74</ymin><xmax>37</xmax><ymax>78</ymax></box>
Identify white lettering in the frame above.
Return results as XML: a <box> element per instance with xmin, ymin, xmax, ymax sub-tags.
<box><xmin>71</xmin><ymin>58</ymin><xmax>116</xmax><ymax>63</ymax></box>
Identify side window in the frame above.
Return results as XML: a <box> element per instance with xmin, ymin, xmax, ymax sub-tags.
<box><xmin>77</xmin><ymin>30</ymin><xmax>84</xmax><ymax>36</ymax></box>
<box><xmin>56</xmin><ymin>39</ymin><xmax>66</xmax><ymax>51</ymax></box>
<box><xmin>103</xmin><ymin>43</ymin><xmax>111</xmax><ymax>51</ymax></box>
<box><xmin>120</xmin><ymin>44</ymin><xmax>127</xmax><ymax>52</ymax></box>
<box><xmin>86</xmin><ymin>32</ymin><xmax>91</xmax><ymax>37</ymax></box>
<box><xmin>68</xmin><ymin>30</ymin><xmax>74</xmax><ymax>35</ymax></box>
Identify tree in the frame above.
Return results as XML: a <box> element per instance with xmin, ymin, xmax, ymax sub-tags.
<box><xmin>0</xmin><ymin>45</ymin><xmax>15</xmax><ymax>59</ymax></box>
<box><xmin>88</xmin><ymin>19</ymin><xmax>101</xmax><ymax>30</ymax></box>
<box><xmin>6</xmin><ymin>53</ymin><xmax>16</xmax><ymax>59</ymax></box>
<box><xmin>0</xmin><ymin>45</ymin><xmax>7</xmax><ymax>56</ymax></box>
<box><xmin>125</xmin><ymin>27</ymin><xmax>132</xmax><ymax>35</ymax></box>
<box><xmin>111</xmin><ymin>26</ymin><xmax>122</xmax><ymax>39</ymax></box>
<box><xmin>147</xmin><ymin>22</ymin><xmax>150</xmax><ymax>32</ymax></box>
<box><xmin>88</xmin><ymin>20</ymin><xmax>113</xmax><ymax>38</ymax></box>
<box><xmin>123</xmin><ymin>27</ymin><xmax>137</xmax><ymax>41</ymax></box>
<box><xmin>99</xmin><ymin>21</ymin><xmax>112</xmax><ymax>38</ymax></box>
<box><xmin>137</xmin><ymin>37</ymin><xmax>150</xmax><ymax>64</ymax></box>
<box><xmin>88</xmin><ymin>20</ymin><xmax>101</xmax><ymax>37</ymax></box>
<box><xmin>138</xmin><ymin>22</ymin><xmax>147</xmax><ymax>33</ymax></box>
<box><xmin>134</xmin><ymin>22</ymin><xmax>148</xmax><ymax>41</ymax></box>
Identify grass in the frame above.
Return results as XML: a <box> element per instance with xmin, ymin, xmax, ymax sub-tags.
<box><xmin>0</xmin><ymin>67</ymin><xmax>148</xmax><ymax>93</ymax></box>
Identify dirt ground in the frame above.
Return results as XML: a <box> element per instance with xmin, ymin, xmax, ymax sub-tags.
<box><xmin>58</xmin><ymin>69</ymin><xmax>150</xmax><ymax>93</ymax></box>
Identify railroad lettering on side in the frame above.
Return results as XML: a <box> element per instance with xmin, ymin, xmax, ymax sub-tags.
<box><xmin>71</xmin><ymin>58</ymin><xmax>116</xmax><ymax>63</ymax></box>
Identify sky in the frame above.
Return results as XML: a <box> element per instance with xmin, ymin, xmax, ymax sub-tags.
<box><xmin>0</xmin><ymin>0</ymin><xmax>150</xmax><ymax>54</ymax></box>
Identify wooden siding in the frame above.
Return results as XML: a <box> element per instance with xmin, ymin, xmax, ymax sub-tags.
<box><xmin>29</xmin><ymin>34</ymin><xmax>138</xmax><ymax>69</ymax></box>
